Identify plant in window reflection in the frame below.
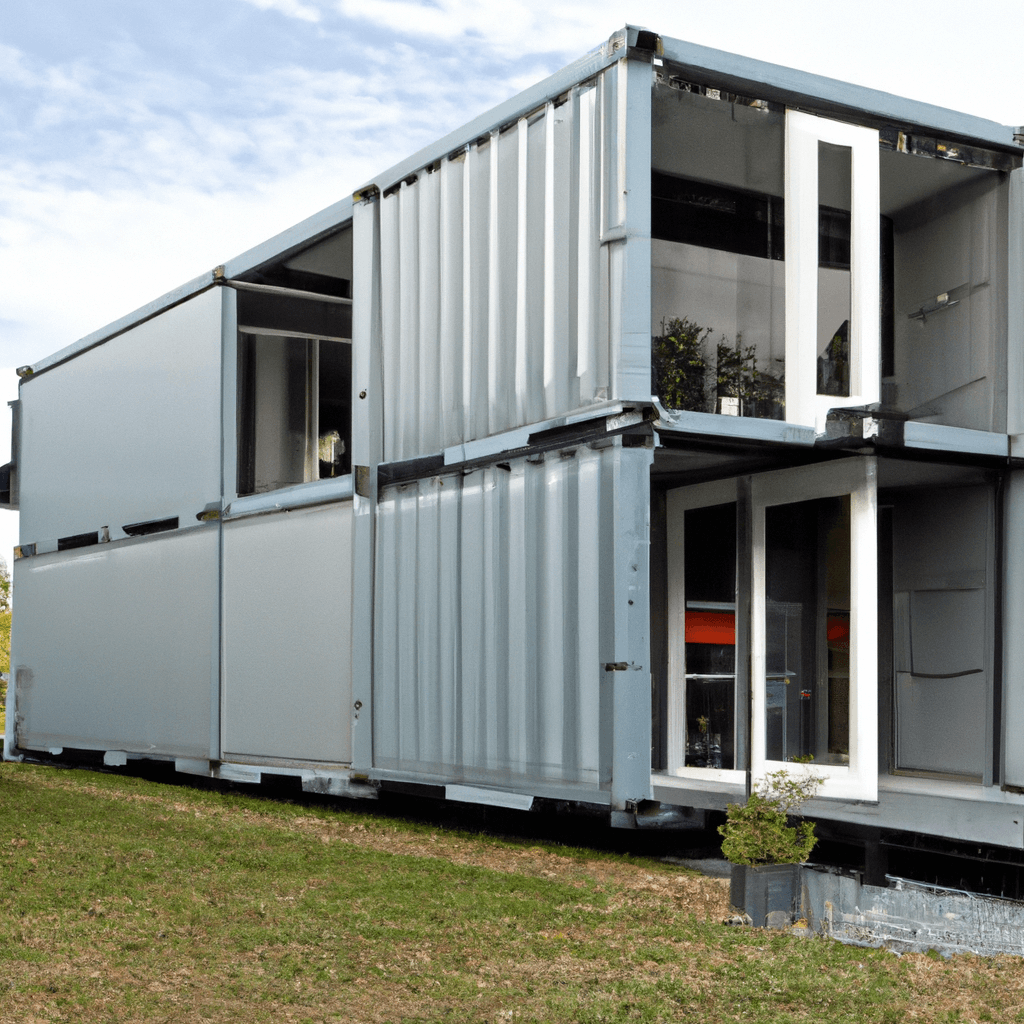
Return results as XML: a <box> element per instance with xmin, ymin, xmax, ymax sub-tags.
<box><xmin>718</xmin><ymin>763</ymin><xmax>823</xmax><ymax>866</ymax></box>
<box><xmin>652</xmin><ymin>317</ymin><xmax>713</xmax><ymax>412</ymax></box>
<box><xmin>716</xmin><ymin>338</ymin><xmax>785</xmax><ymax>419</ymax></box>
<box><xmin>652</xmin><ymin>319</ymin><xmax>783</xmax><ymax>419</ymax></box>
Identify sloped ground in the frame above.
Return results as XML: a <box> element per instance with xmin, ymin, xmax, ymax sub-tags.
<box><xmin>2</xmin><ymin>761</ymin><xmax>1024</xmax><ymax>1023</ymax></box>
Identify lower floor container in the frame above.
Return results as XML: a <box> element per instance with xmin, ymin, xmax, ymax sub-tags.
<box><xmin>8</xmin><ymin>429</ymin><xmax>1024</xmax><ymax>893</ymax></box>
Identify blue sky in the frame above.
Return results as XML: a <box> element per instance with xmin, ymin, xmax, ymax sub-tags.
<box><xmin>3</xmin><ymin>0</ymin><xmax>1022</xmax><ymax>369</ymax></box>
<box><xmin>0</xmin><ymin>0</ymin><xmax>1021</xmax><ymax>564</ymax></box>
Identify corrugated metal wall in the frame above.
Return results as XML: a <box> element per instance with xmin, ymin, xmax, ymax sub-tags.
<box><xmin>378</xmin><ymin>70</ymin><xmax>622</xmax><ymax>462</ymax></box>
<box><xmin>374</xmin><ymin>442</ymin><xmax>646</xmax><ymax>792</ymax></box>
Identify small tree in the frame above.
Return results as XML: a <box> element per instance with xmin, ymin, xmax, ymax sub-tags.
<box><xmin>718</xmin><ymin>766</ymin><xmax>822</xmax><ymax>866</ymax></box>
<box><xmin>0</xmin><ymin>557</ymin><xmax>12</xmax><ymax>678</ymax></box>
<box><xmin>0</xmin><ymin>555</ymin><xmax>10</xmax><ymax>614</ymax></box>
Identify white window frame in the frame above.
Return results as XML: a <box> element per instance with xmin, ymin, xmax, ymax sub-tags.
<box><xmin>665</xmin><ymin>477</ymin><xmax>746</xmax><ymax>788</ymax></box>
<box><xmin>785</xmin><ymin>111</ymin><xmax>880</xmax><ymax>431</ymax></box>
<box><xmin>750</xmin><ymin>457</ymin><xmax>878</xmax><ymax>802</ymax></box>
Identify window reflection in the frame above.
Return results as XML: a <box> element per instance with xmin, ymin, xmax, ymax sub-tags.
<box><xmin>764</xmin><ymin>495</ymin><xmax>851</xmax><ymax>763</ymax></box>
<box><xmin>684</xmin><ymin>503</ymin><xmax>737</xmax><ymax>768</ymax></box>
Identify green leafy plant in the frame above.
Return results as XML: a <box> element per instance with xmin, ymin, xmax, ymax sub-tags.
<box><xmin>651</xmin><ymin>318</ymin><xmax>784</xmax><ymax>418</ymax></box>
<box><xmin>652</xmin><ymin>317</ymin><xmax>713</xmax><ymax>412</ymax></box>
<box><xmin>715</xmin><ymin>339</ymin><xmax>785</xmax><ymax>416</ymax></box>
<box><xmin>718</xmin><ymin>765</ymin><xmax>823</xmax><ymax>866</ymax></box>
<box><xmin>714</xmin><ymin>339</ymin><xmax>756</xmax><ymax>401</ymax></box>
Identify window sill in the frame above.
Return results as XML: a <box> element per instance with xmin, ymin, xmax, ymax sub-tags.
<box><xmin>225</xmin><ymin>475</ymin><xmax>354</xmax><ymax>519</ymax></box>
<box><xmin>653</xmin><ymin>405</ymin><xmax>817</xmax><ymax>446</ymax></box>
<box><xmin>876</xmin><ymin>772</ymin><xmax>1021</xmax><ymax>803</ymax></box>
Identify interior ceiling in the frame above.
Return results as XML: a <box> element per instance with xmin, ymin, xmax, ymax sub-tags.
<box><xmin>652</xmin><ymin>446</ymin><xmax>750</xmax><ymax>479</ymax></box>
<box><xmin>651</xmin><ymin>438</ymin><xmax>823</xmax><ymax>488</ymax></box>
<box><xmin>876</xmin><ymin>458</ymin><xmax>993</xmax><ymax>490</ymax></box>
<box><xmin>283</xmin><ymin>226</ymin><xmax>353</xmax><ymax>280</ymax></box>
<box><xmin>651</xmin><ymin>83</ymin><xmax>1003</xmax><ymax>221</ymax></box>
<box><xmin>879</xmin><ymin>150</ymin><xmax>995</xmax><ymax>218</ymax></box>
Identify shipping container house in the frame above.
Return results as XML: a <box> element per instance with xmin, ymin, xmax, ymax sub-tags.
<box><xmin>5</xmin><ymin>26</ymin><xmax>1024</xmax><ymax>881</ymax></box>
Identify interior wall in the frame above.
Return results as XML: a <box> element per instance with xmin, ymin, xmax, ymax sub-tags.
<box><xmin>891</xmin><ymin>485</ymin><xmax>993</xmax><ymax>779</ymax></box>
<box><xmin>652</xmin><ymin>86</ymin><xmax>784</xmax><ymax>195</ymax></box>
<box><xmin>250</xmin><ymin>334</ymin><xmax>313</xmax><ymax>493</ymax></box>
<box><xmin>889</xmin><ymin>171</ymin><xmax>1008</xmax><ymax>431</ymax></box>
<box><xmin>284</xmin><ymin>226</ymin><xmax>353</xmax><ymax>282</ymax></box>
<box><xmin>651</xmin><ymin>241</ymin><xmax>785</xmax><ymax>373</ymax></box>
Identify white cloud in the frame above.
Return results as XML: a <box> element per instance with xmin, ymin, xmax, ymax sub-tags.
<box><xmin>332</xmin><ymin>0</ymin><xmax>608</xmax><ymax>58</ymax></box>
<box><xmin>236</xmin><ymin>0</ymin><xmax>323</xmax><ymax>22</ymax></box>
<box><xmin>0</xmin><ymin>38</ymin><xmax>495</xmax><ymax>364</ymax></box>
<box><xmin>5</xmin><ymin>0</ymin><xmax>1023</xmax><ymax>373</ymax></box>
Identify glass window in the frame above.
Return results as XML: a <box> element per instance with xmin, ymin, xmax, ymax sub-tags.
<box><xmin>651</xmin><ymin>87</ymin><xmax>786</xmax><ymax>422</ymax></box>
<box><xmin>683</xmin><ymin>503</ymin><xmax>737</xmax><ymax>769</ymax></box>
<box><xmin>764</xmin><ymin>495</ymin><xmax>850</xmax><ymax>764</ymax></box>
<box><xmin>751</xmin><ymin>458</ymin><xmax>877</xmax><ymax>802</ymax></box>
<box><xmin>237</xmin><ymin>331</ymin><xmax>352</xmax><ymax>496</ymax></box>
<box><xmin>664</xmin><ymin>459</ymin><xmax>876</xmax><ymax>800</ymax></box>
<box><xmin>817</xmin><ymin>142</ymin><xmax>852</xmax><ymax>398</ymax></box>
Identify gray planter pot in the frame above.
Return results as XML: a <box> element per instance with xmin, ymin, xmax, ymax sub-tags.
<box><xmin>730</xmin><ymin>863</ymin><xmax>799</xmax><ymax>927</ymax></box>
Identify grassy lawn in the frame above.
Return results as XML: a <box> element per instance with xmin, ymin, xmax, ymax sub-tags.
<box><xmin>1</xmin><ymin>762</ymin><xmax>1023</xmax><ymax>1022</ymax></box>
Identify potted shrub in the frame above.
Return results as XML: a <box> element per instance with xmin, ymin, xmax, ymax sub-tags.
<box><xmin>719</xmin><ymin>765</ymin><xmax>822</xmax><ymax>927</ymax></box>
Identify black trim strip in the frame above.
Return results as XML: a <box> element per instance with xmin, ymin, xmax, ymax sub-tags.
<box><xmin>122</xmin><ymin>517</ymin><xmax>179</xmax><ymax>538</ymax></box>
<box><xmin>58</xmin><ymin>532</ymin><xmax>99</xmax><ymax>551</ymax></box>
<box><xmin>910</xmin><ymin>669</ymin><xmax>984</xmax><ymax>680</ymax></box>
<box><xmin>377</xmin><ymin>418</ymin><xmax>656</xmax><ymax>490</ymax></box>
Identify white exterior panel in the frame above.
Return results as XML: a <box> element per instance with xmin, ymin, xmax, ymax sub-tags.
<box><xmin>19</xmin><ymin>288</ymin><xmax>224</xmax><ymax>547</ymax></box>
<box><xmin>221</xmin><ymin>502</ymin><xmax>353</xmax><ymax>764</ymax></box>
<box><xmin>9</xmin><ymin>528</ymin><xmax>218</xmax><ymax>758</ymax></box>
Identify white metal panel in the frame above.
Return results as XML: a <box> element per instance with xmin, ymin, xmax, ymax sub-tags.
<box><xmin>9</xmin><ymin>528</ymin><xmax>218</xmax><ymax>758</ymax></box>
<box><xmin>610</xmin><ymin>56</ymin><xmax>654</xmax><ymax>404</ymax></box>
<box><xmin>222</xmin><ymin>502</ymin><xmax>353</xmax><ymax>764</ymax></box>
<box><xmin>350</xmin><ymin>197</ymin><xmax>383</xmax><ymax>772</ymax></box>
<box><xmin>750</xmin><ymin>458</ymin><xmax>878</xmax><ymax>803</ymax></box>
<box><xmin>664</xmin><ymin>478</ymin><xmax>744</xmax><ymax>782</ymax></box>
<box><xmin>785</xmin><ymin>111</ymin><xmax>880</xmax><ymax>429</ymax></box>
<box><xmin>377</xmin><ymin>72</ymin><xmax>619</xmax><ymax>462</ymax></box>
<box><xmin>373</xmin><ymin>443</ymin><xmax>651</xmax><ymax>794</ymax></box>
<box><xmin>19</xmin><ymin>288</ymin><xmax>224</xmax><ymax>547</ymax></box>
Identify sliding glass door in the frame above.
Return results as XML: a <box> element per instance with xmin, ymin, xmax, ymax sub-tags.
<box><xmin>666</xmin><ymin>458</ymin><xmax>878</xmax><ymax>801</ymax></box>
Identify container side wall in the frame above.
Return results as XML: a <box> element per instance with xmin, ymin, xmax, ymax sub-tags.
<box><xmin>18</xmin><ymin>288</ymin><xmax>223</xmax><ymax>547</ymax></box>
<box><xmin>376</xmin><ymin>73</ymin><xmax>617</xmax><ymax>462</ymax></box>
<box><xmin>221</xmin><ymin>502</ymin><xmax>353</xmax><ymax>764</ymax></box>
<box><xmin>372</xmin><ymin>443</ymin><xmax>650</xmax><ymax>793</ymax></box>
<box><xmin>10</xmin><ymin>529</ymin><xmax>217</xmax><ymax>758</ymax></box>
